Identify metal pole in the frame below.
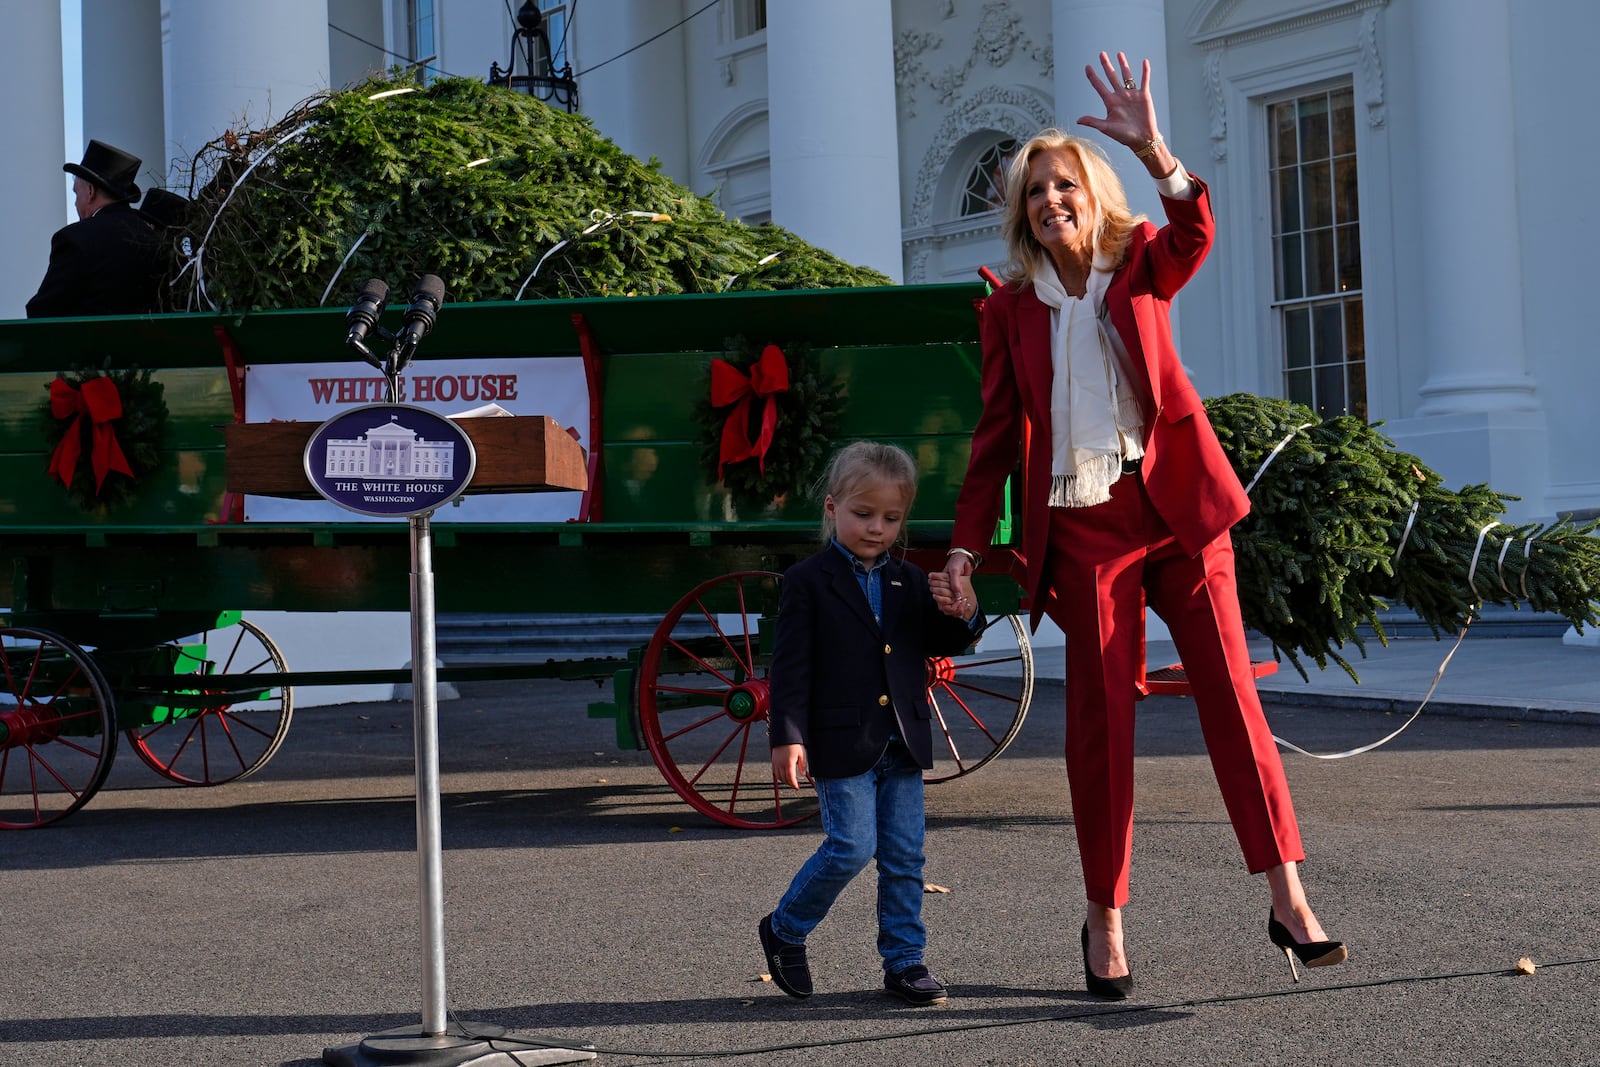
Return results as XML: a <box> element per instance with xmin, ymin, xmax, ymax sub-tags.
<box><xmin>409</xmin><ymin>510</ymin><xmax>448</xmax><ymax>1036</ymax></box>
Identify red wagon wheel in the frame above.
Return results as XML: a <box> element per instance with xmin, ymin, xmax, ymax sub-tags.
<box><xmin>637</xmin><ymin>571</ymin><xmax>807</xmax><ymax>829</ymax></box>
<box><xmin>0</xmin><ymin>627</ymin><xmax>118</xmax><ymax>829</ymax></box>
<box><xmin>125</xmin><ymin>617</ymin><xmax>294</xmax><ymax>786</ymax></box>
<box><xmin>924</xmin><ymin>613</ymin><xmax>1033</xmax><ymax>783</ymax></box>
<box><xmin>638</xmin><ymin>572</ymin><xmax>1037</xmax><ymax>829</ymax></box>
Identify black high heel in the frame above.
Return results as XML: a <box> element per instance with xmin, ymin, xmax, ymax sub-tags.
<box><xmin>1080</xmin><ymin>922</ymin><xmax>1133</xmax><ymax>1000</ymax></box>
<box><xmin>1267</xmin><ymin>908</ymin><xmax>1348</xmax><ymax>982</ymax></box>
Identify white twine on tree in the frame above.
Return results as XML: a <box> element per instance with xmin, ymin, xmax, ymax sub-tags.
<box><xmin>1271</xmin><ymin>621</ymin><xmax>1471</xmax><ymax>760</ymax></box>
<box><xmin>1243</xmin><ymin>422</ymin><xmax>1313</xmax><ymax>495</ymax></box>
<box><xmin>1391</xmin><ymin>500</ymin><xmax>1421</xmax><ymax>564</ymax></box>
<box><xmin>514</xmin><ymin>209</ymin><xmax>673</xmax><ymax>300</ymax></box>
<box><xmin>176</xmin><ymin>120</ymin><xmax>317</xmax><ymax>311</ymax></box>
<box><xmin>1466</xmin><ymin>520</ymin><xmax>1502</xmax><ymax>604</ymax></box>
<box><xmin>723</xmin><ymin>251</ymin><xmax>781</xmax><ymax>291</ymax></box>
<box><xmin>1273</xmin><ymin>519</ymin><xmax>1501</xmax><ymax>759</ymax></box>
<box><xmin>319</xmin><ymin>229</ymin><xmax>373</xmax><ymax>306</ymax></box>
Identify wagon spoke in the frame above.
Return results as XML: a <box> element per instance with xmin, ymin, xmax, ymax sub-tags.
<box><xmin>664</xmin><ymin>636</ymin><xmax>739</xmax><ymax>688</ymax></box>
<box><xmin>126</xmin><ymin>619</ymin><xmax>294</xmax><ymax>788</ymax></box>
<box><xmin>638</xmin><ymin>571</ymin><xmax>814</xmax><ymax>829</ymax></box>
<box><xmin>923</xmin><ymin>616</ymin><xmax>1035</xmax><ymax>785</ymax></box>
<box><xmin>659</xmin><ymin>707</ymin><xmax>732</xmax><ymax>744</ymax></box>
<box><xmin>932</xmin><ymin>682</ymin><xmax>1004</xmax><ymax>746</ymax></box>
<box><xmin>0</xmin><ymin>628</ymin><xmax>117</xmax><ymax>830</ymax></box>
<box><xmin>685</xmin><ymin>722</ymin><xmax>744</xmax><ymax>787</ymax></box>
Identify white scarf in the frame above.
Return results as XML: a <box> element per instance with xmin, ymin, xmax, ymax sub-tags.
<box><xmin>1031</xmin><ymin>257</ymin><xmax>1146</xmax><ymax>508</ymax></box>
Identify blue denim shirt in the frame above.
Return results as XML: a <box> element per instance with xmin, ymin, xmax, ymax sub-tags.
<box><xmin>831</xmin><ymin>538</ymin><xmax>889</xmax><ymax>625</ymax></box>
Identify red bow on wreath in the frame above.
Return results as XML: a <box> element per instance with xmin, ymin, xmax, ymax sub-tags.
<box><xmin>48</xmin><ymin>377</ymin><xmax>134</xmax><ymax>493</ymax></box>
<box><xmin>710</xmin><ymin>343</ymin><xmax>789</xmax><ymax>476</ymax></box>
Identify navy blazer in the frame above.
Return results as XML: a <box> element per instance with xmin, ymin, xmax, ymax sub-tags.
<box><xmin>26</xmin><ymin>202</ymin><xmax>163</xmax><ymax>319</ymax></box>
<box><xmin>767</xmin><ymin>547</ymin><xmax>982</xmax><ymax>779</ymax></box>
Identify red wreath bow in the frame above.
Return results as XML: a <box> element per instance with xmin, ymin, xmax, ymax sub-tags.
<box><xmin>710</xmin><ymin>344</ymin><xmax>789</xmax><ymax>476</ymax></box>
<box><xmin>48</xmin><ymin>377</ymin><xmax>134</xmax><ymax>493</ymax></box>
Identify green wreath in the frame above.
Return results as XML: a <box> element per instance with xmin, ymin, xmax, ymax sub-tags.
<box><xmin>40</xmin><ymin>365</ymin><xmax>169</xmax><ymax>512</ymax></box>
<box><xmin>694</xmin><ymin>336</ymin><xmax>843</xmax><ymax>514</ymax></box>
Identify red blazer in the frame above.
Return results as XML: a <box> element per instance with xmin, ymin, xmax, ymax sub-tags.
<box><xmin>951</xmin><ymin>176</ymin><xmax>1249</xmax><ymax>631</ymax></box>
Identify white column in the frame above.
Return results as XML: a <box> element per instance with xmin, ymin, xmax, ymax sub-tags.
<box><xmin>766</xmin><ymin>0</ymin><xmax>902</xmax><ymax>281</ymax></box>
<box><xmin>1384</xmin><ymin>0</ymin><xmax>1546</xmax><ymax>519</ymax></box>
<box><xmin>1051</xmin><ymin>0</ymin><xmax>1169</xmax><ymax>220</ymax></box>
<box><xmin>80</xmin><ymin>0</ymin><xmax>165</xmax><ymax>189</ymax></box>
<box><xmin>576</xmin><ymin>0</ymin><xmax>690</xmax><ymax>185</ymax></box>
<box><xmin>3</xmin><ymin>1</ymin><xmax>68</xmax><ymax>319</ymax></box>
<box><xmin>166</xmin><ymin>0</ymin><xmax>330</xmax><ymax>166</ymax></box>
<box><xmin>1410</xmin><ymin>0</ymin><xmax>1533</xmax><ymax>416</ymax></box>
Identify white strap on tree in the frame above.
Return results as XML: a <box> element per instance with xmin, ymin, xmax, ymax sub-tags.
<box><xmin>1273</xmin><ymin>520</ymin><xmax>1501</xmax><ymax>759</ymax></box>
<box><xmin>1392</xmin><ymin>500</ymin><xmax>1421</xmax><ymax>564</ymax></box>
<box><xmin>1271</xmin><ymin>621</ymin><xmax>1470</xmax><ymax>760</ymax></box>
<box><xmin>182</xmin><ymin>119</ymin><xmax>317</xmax><ymax>312</ymax></box>
<box><xmin>1243</xmin><ymin>423</ymin><xmax>1313</xmax><ymax>495</ymax></box>
<box><xmin>319</xmin><ymin>229</ymin><xmax>372</xmax><ymax>307</ymax></box>
<box><xmin>515</xmin><ymin>209</ymin><xmax>673</xmax><ymax>300</ymax></box>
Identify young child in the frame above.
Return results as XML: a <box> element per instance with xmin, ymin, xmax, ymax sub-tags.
<box><xmin>758</xmin><ymin>441</ymin><xmax>981</xmax><ymax>1006</ymax></box>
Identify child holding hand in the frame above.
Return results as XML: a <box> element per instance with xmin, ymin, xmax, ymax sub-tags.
<box><xmin>759</xmin><ymin>442</ymin><xmax>981</xmax><ymax>1006</ymax></box>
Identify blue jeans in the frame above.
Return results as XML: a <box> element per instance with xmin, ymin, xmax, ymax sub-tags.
<box><xmin>770</xmin><ymin>741</ymin><xmax>928</xmax><ymax>973</ymax></box>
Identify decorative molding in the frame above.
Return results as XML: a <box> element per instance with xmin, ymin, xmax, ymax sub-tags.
<box><xmin>895</xmin><ymin>0</ymin><xmax>1047</xmax><ymax>119</ymax></box>
<box><xmin>1358</xmin><ymin>9</ymin><xmax>1386</xmax><ymax>128</ymax></box>
<box><xmin>698</xmin><ymin>98</ymin><xmax>770</xmax><ymax>172</ymax></box>
<box><xmin>909</xmin><ymin>84</ymin><xmax>1053</xmax><ymax>227</ymax></box>
<box><xmin>894</xmin><ymin>29</ymin><xmax>943</xmax><ymax>118</ymax></box>
<box><xmin>908</xmin><ymin>249</ymin><xmax>931</xmax><ymax>284</ymax></box>
<box><xmin>972</xmin><ymin>0</ymin><xmax>1023</xmax><ymax>68</ymax></box>
<box><xmin>1188</xmin><ymin>0</ymin><xmax>1388</xmax><ymax>48</ymax></box>
<box><xmin>1204</xmin><ymin>51</ymin><xmax>1228</xmax><ymax>161</ymax></box>
<box><xmin>719</xmin><ymin>57</ymin><xmax>734</xmax><ymax>86</ymax></box>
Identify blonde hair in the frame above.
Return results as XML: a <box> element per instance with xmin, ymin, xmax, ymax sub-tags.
<box><xmin>999</xmin><ymin>129</ymin><xmax>1148</xmax><ymax>283</ymax></box>
<box><xmin>817</xmin><ymin>441</ymin><xmax>918</xmax><ymax>544</ymax></box>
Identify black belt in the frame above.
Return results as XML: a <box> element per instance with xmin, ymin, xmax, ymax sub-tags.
<box><xmin>1121</xmin><ymin>455</ymin><xmax>1142</xmax><ymax>475</ymax></box>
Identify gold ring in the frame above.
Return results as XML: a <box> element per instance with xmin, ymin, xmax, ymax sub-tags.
<box><xmin>1124</xmin><ymin>78</ymin><xmax>1137</xmax><ymax>89</ymax></box>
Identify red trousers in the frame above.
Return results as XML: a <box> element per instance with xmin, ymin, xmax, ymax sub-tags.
<box><xmin>1044</xmin><ymin>469</ymin><xmax>1304</xmax><ymax>908</ymax></box>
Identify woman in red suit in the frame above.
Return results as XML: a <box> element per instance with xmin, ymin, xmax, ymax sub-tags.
<box><xmin>944</xmin><ymin>52</ymin><xmax>1346</xmax><ymax>998</ymax></box>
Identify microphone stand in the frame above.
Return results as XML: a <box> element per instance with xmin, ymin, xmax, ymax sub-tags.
<box><xmin>323</xmin><ymin>302</ymin><xmax>595</xmax><ymax>1067</ymax></box>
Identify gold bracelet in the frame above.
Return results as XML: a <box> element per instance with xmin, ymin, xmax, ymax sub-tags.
<box><xmin>946</xmin><ymin>547</ymin><xmax>983</xmax><ymax>567</ymax></box>
<box><xmin>1134</xmin><ymin>134</ymin><xmax>1165</xmax><ymax>160</ymax></box>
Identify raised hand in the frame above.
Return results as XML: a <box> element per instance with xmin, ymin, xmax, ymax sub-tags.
<box><xmin>1078</xmin><ymin>51</ymin><xmax>1160</xmax><ymax>153</ymax></box>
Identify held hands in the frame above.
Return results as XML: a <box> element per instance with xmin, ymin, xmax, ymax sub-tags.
<box><xmin>772</xmin><ymin>743</ymin><xmax>809</xmax><ymax>790</ymax></box>
<box><xmin>930</xmin><ymin>569</ymin><xmax>979</xmax><ymax>621</ymax></box>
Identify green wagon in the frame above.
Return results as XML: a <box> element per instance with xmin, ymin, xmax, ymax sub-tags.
<box><xmin>0</xmin><ymin>283</ymin><xmax>1038</xmax><ymax>830</ymax></box>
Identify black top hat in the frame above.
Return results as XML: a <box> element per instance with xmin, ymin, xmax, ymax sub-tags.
<box><xmin>65</xmin><ymin>139</ymin><xmax>142</xmax><ymax>203</ymax></box>
<box><xmin>137</xmin><ymin>187</ymin><xmax>192</xmax><ymax>229</ymax></box>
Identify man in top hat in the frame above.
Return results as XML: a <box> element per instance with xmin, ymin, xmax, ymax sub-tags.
<box><xmin>26</xmin><ymin>139</ymin><xmax>165</xmax><ymax>318</ymax></box>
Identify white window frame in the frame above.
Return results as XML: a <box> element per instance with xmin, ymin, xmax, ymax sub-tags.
<box><xmin>1202</xmin><ymin>5</ymin><xmax>1400</xmax><ymax>421</ymax></box>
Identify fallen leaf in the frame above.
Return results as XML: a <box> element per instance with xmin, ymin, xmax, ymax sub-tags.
<box><xmin>1516</xmin><ymin>957</ymin><xmax>1536</xmax><ymax>975</ymax></box>
<box><xmin>669</xmin><ymin>826</ymin><xmax>683</xmax><ymax>833</ymax></box>
<box><xmin>924</xmin><ymin>883</ymin><xmax>951</xmax><ymax>894</ymax></box>
<box><xmin>595</xmin><ymin>778</ymin><xmax>608</xmax><ymax>784</ymax></box>
<box><xmin>757</xmin><ymin>974</ymin><xmax>772</xmax><ymax>983</ymax></box>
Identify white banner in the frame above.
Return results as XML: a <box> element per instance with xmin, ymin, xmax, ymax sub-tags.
<box><xmin>242</xmin><ymin>358</ymin><xmax>589</xmax><ymax>522</ymax></box>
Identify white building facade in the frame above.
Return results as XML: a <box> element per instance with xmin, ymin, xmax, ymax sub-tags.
<box><xmin>9</xmin><ymin>0</ymin><xmax>1599</xmax><ymax>525</ymax></box>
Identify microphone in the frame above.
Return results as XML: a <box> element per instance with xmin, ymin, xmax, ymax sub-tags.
<box><xmin>345</xmin><ymin>278</ymin><xmax>390</xmax><ymax>366</ymax></box>
<box><xmin>391</xmin><ymin>274</ymin><xmax>445</xmax><ymax>372</ymax></box>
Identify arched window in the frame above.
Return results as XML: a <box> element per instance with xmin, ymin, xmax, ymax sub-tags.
<box><xmin>960</xmin><ymin>138</ymin><xmax>1017</xmax><ymax>217</ymax></box>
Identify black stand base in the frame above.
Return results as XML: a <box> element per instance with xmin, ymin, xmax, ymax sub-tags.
<box><xmin>322</xmin><ymin>1021</ymin><xmax>597</xmax><ymax>1066</ymax></box>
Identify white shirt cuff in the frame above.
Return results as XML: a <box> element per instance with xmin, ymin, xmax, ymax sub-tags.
<box><xmin>1156</xmin><ymin>159</ymin><xmax>1195</xmax><ymax>200</ymax></box>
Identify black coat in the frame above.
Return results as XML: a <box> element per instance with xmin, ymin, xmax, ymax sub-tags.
<box><xmin>767</xmin><ymin>547</ymin><xmax>982</xmax><ymax>779</ymax></box>
<box><xmin>26</xmin><ymin>203</ymin><xmax>163</xmax><ymax>319</ymax></box>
